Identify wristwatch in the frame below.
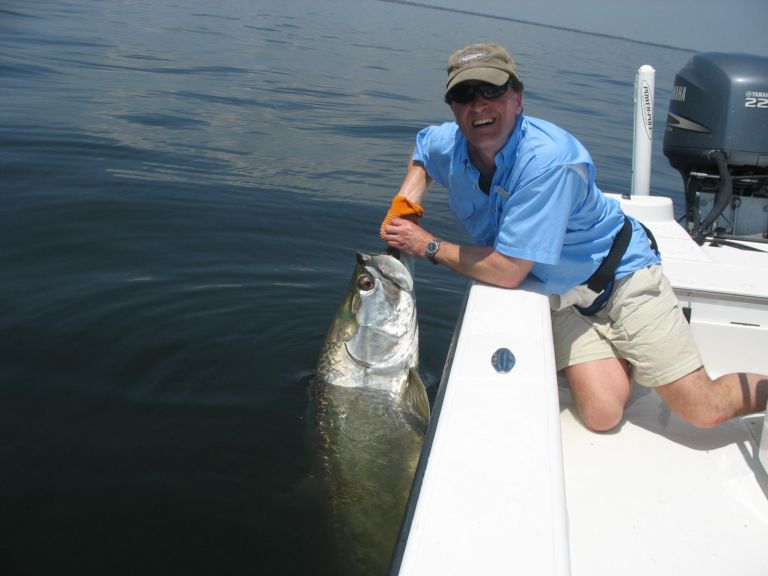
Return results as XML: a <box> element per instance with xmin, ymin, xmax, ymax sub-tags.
<box><xmin>424</xmin><ymin>238</ymin><xmax>441</xmax><ymax>264</ymax></box>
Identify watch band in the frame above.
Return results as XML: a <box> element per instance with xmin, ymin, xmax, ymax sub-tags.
<box><xmin>425</xmin><ymin>239</ymin><xmax>441</xmax><ymax>264</ymax></box>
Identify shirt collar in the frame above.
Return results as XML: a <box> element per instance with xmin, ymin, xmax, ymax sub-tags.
<box><xmin>458</xmin><ymin>114</ymin><xmax>525</xmax><ymax>170</ymax></box>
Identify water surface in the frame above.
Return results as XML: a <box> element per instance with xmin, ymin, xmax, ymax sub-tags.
<box><xmin>0</xmin><ymin>1</ymin><xmax>691</xmax><ymax>573</ymax></box>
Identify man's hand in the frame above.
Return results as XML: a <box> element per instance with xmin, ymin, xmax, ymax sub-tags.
<box><xmin>383</xmin><ymin>217</ymin><xmax>433</xmax><ymax>259</ymax></box>
<box><xmin>379</xmin><ymin>196</ymin><xmax>424</xmax><ymax>240</ymax></box>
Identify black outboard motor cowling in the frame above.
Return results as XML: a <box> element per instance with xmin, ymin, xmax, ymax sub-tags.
<box><xmin>663</xmin><ymin>52</ymin><xmax>768</xmax><ymax>242</ymax></box>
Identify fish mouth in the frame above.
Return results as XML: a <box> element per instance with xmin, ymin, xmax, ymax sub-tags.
<box><xmin>357</xmin><ymin>252</ymin><xmax>371</xmax><ymax>265</ymax></box>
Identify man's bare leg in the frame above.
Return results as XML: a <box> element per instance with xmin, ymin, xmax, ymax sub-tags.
<box><xmin>656</xmin><ymin>368</ymin><xmax>768</xmax><ymax>428</ymax></box>
<box><xmin>565</xmin><ymin>357</ymin><xmax>632</xmax><ymax>432</ymax></box>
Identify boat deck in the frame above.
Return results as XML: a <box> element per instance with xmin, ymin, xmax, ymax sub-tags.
<box><xmin>560</xmin><ymin>382</ymin><xmax>767</xmax><ymax>575</ymax></box>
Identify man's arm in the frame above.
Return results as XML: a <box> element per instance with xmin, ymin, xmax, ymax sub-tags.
<box><xmin>379</xmin><ymin>159</ymin><xmax>433</xmax><ymax>239</ymax></box>
<box><xmin>383</xmin><ymin>218</ymin><xmax>534</xmax><ymax>289</ymax></box>
<box><xmin>398</xmin><ymin>160</ymin><xmax>432</xmax><ymax>204</ymax></box>
<box><xmin>434</xmin><ymin>240</ymin><xmax>534</xmax><ymax>289</ymax></box>
<box><xmin>397</xmin><ymin>158</ymin><xmax>433</xmax><ymax>204</ymax></box>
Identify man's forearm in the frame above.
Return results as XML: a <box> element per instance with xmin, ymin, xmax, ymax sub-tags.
<box><xmin>432</xmin><ymin>241</ymin><xmax>533</xmax><ymax>289</ymax></box>
<box><xmin>396</xmin><ymin>158</ymin><xmax>433</xmax><ymax>204</ymax></box>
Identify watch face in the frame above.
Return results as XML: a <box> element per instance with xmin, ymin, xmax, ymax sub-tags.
<box><xmin>426</xmin><ymin>240</ymin><xmax>439</xmax><ymax>257</ymax></box>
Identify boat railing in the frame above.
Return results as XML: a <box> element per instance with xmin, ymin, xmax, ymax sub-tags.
<box><xmin>390</xmin><ymin>279</ymin><xmax>571</xmax><ymax>576</ymax></box>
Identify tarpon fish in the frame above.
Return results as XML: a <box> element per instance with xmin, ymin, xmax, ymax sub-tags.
<box><xmin>313</xmin><ymin>251</ymin><xmax>430</xmax><ymax>575</ymax></box>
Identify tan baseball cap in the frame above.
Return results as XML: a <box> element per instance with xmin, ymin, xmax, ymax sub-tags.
<box><xmin>446</xmin><ymin>43</ymin><xmax>520</xmax><ymax>93</ymax></box>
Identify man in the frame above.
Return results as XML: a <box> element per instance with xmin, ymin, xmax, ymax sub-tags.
<box><xmin>381</xmin><ymin>43</ymin><xmax>767</xmax><ymax>432</ymax></box>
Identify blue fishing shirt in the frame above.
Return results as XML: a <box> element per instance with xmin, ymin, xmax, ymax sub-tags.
<box><xmin>412</xmin><ymin>115</ymin><xmax>661</xmax><ymax>295</ymax></box>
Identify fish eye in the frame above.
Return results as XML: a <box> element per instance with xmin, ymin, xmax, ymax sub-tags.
<box><xmin>357</xmin><ymin>274</ymin><xmax>375</xmax><ymax>291</ymax></box>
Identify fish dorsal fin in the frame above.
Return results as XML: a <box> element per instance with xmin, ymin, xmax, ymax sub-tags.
<box><xmin>402</xmin><ymin>368</ymin><xmax>430</xmax><ymax>434</ymax></box>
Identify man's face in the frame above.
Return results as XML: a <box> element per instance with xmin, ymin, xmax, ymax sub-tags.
<box><xmin>448</xmin><ymin>81</ymin><xmax>523</xmax><ymax>158</ymax></box>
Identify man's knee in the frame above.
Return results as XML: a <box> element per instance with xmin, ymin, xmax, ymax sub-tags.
<box><xmin>579</xmin><ymin>405</ymin><xmax>624</xmax><ymax>432</ymax></box>
<box><xmin>655</xmin><ymin>368</ymin><xmax>731</xmax><ymax>429</ymax></box>
<box><xmin>672</xmin><ymin>404</ymin><xmax>728</xmax><ymax>429</ymax></box>
<box><xmin>565</xmin><ymin>358</ymin><xmax>631</xmax><ymax>432</ymax></box>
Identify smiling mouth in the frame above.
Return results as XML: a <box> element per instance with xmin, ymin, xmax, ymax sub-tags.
<box><xmin>473</xmin><ymin>118</ymin><xmax>495</xmax><ymax>128</ymax></box>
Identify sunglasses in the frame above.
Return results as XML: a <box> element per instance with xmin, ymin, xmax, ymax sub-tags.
<box><xmin>445</xmin><ymin>82</ymin><xmax>510</xmax><ymax>104</ymax></box>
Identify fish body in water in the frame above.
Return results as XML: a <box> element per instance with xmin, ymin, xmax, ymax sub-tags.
<box><xmin>313</xmin><ymin>251</ymin><xmax>430</xmax><ymax>574</ymax></box>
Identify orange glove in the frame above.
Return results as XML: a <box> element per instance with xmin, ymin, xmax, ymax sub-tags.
<box><xmin>379</xmin><ymin>196</ymin><xmax>425</xmax><ymax>239</ymax></box>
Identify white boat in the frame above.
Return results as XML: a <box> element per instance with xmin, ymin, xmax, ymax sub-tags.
<box><xmin>391</xmin><ymin>53</ymin><xmax>768</xmax><ymax>575</ymax></box>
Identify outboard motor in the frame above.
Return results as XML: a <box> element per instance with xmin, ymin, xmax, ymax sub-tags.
<box><xmin>663</xmin><ymin>53</ymin><xmax>768</xmax><ymax>244</ymax></box>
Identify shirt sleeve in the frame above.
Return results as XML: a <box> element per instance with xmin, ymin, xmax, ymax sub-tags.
<box><xmin>494</xmin><ymin>162</ymin><xmax>590</xmax><ymax>265</ymax></box>
<box><xmin>412</xmin><ymin>124</ymin><xmax>455</xmax><ymax>188</ymax></box>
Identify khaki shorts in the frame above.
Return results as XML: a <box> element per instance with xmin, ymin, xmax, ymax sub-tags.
<box><xmin>550</xmin><ymin>265</ymin><xmax>702</xmax><ymax>387</ymax></box>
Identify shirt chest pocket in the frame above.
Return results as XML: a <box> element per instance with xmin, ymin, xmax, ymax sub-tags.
<box><xmin>448</xmin><ymin>189</ymin><xmax>476</xmax><ymax>220</ymax></box>
<box><xmin>448</xmin><ymin>168</ymin><xmax>491</xmax><ymax>216</ymax></box>
<box><xmin>448</xmin><ymin>189</ymin><xmax>497</xmax><ymax>245</ymax></box>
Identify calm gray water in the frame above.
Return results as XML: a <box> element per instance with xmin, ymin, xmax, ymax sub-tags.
<box><xmin>1</xmin><ymin>1</ymin><xmax>692</xmax><ymax>574</ymax></box>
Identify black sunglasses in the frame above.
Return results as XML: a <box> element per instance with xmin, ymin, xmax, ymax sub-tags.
<box><xmin>445</xmin><ymin>82</ymin><xmax>510</xmax><ymax>104</ymax></box>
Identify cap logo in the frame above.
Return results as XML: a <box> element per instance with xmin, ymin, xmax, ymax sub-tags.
<box><xmin>458</xmin><ymin>51</ymin><xmax>487</xmax><ymax>64</ymax></box>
